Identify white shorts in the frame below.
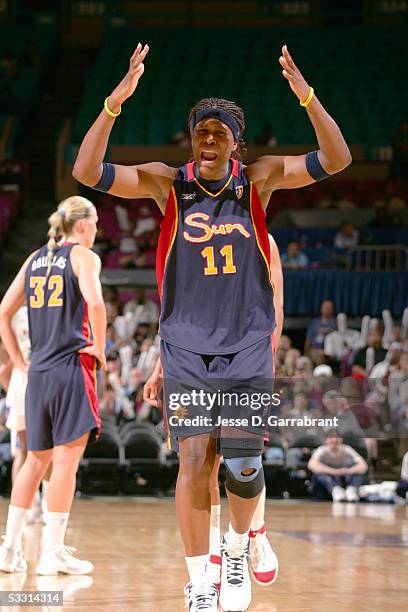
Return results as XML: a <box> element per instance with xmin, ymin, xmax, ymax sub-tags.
<box><xmin>6</xmin><ymin>368</ymin><xmax>27</xmax><ymax>432</ymax></box>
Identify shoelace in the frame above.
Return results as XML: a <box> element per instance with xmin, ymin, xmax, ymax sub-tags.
<box><xmin>224</xmin><ymin>543</ymin><xmax>248</xmax><ymax>586</ymax></box>
<box><xmin>185</xmin><ymin>583</ymin><xmax>217</xmax><ymax>610</ymax></box>
<box><xmin>58</xmin><ymin>546</ymin><xmax>77</xmax><ymax>559</ymax></box>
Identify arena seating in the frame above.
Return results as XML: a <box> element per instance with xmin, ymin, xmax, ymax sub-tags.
<box><xmin>73</xmin><ymin>24</ymin><xmax>407</xmax><ymax>147</ymax></box>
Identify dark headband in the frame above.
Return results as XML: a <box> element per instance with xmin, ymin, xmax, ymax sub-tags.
<box><xmin>191</xmin><ymin>107</ymin><xmax>241</xmax><ymax>141</ymax></box>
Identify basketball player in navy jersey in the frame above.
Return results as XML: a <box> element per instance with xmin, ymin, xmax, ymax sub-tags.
<box><xmin>0</xmin><ymin>196</ymin><xmax>106</xmax><ymax>576</ymax></box>
<box><xmin>73</xmin><ymin>43</ymin><xmax>351</xmax><ymax>611</ymax></box>
<box><xmin>143</xmin><ymin>232</ymin><xmax>283</xmax><ymax>589</ymax></box>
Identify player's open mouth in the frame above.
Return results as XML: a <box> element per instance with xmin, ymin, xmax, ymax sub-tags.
<box><xmin>201</xmin><ymin>151</ymin><xmax>218</xmax><ymax>162</ymax></box>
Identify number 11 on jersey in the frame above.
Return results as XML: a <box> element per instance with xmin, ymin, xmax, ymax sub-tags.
<box><xmin>201</xmin><ymin>244</ymin><xmax>237</xmax><ymax>276</ymax></box>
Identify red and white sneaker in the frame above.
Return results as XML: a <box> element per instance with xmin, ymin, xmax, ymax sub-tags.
<box><xmin>207</xmin><ymin>554</ymin><xmax>222</xmax><ymax>590</ymax></box>
<box><xmin>248</xmin><ymin>525</ymin><xmax>278</xmax><ymax>586</ymax></box>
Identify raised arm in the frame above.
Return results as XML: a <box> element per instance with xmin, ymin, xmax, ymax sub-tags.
<box><xmin>72</xmin><ymin>43</ymin><xmax>175</xmax><ymax>213</ymax></box>
<box><xmin>248</xmin><ymin>45</ymin><xmax>352</xmax><ymax>207</ymax></box>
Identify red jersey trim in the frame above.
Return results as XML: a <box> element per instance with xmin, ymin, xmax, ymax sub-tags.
<box><xmin>156</xmin><ymin>186</ymin><xmax>178</xmax><ymax>299</ymax></box>
<box><xmin>80</xmin><ymin>353</ymin><xmax>101</xmax><ymax>436</ymax></box>
<box><xmin>249</xmin><ymin>181</ymin><xmax>273</xmax><ymax>292</ymax></box>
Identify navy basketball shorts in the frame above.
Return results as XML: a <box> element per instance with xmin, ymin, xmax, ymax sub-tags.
<box><xmin>25</xmin><ymin>353</ymin><xmax>101</xmax><ymax>451</ymax></box>
<box><xmin>161</xmin><ymin>335</ymin><xmax>275</xmax><ymax>452</ymax></box>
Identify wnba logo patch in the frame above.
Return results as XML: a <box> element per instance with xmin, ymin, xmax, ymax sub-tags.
<box><xmin>235</xmin><ymin>186</ymin><xmax>243</xmax><ymax>199</ymax></box>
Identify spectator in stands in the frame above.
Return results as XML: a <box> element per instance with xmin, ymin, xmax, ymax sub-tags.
<box><xmin>123</xmin><ymin>288</ymin><xmax>159</xmax><ymax>324</ymax></box>
<box><xmin>367</xmin><ymin>204</ymin><xmax>400</xmax><ymax>229</ymax></box>
<box><xmin>254</xmin><ymin>124</ymin><xmax>277</xmax><ymax>147</ymax></box>
<box><xmin>282</xmin><ymin>348</ymin><xmax>301</xmax><ymax>377</ymax></box>
<box><xmin>171</xmin><ymin>128</ymin><xmax>190</xmax><ymax>148</ymax></box>
<box><xmin>134</xmin><ymin>205</ymin><xmax>155</xmax><ymax>237</ymax></box>
<box><xmin>396</xmin><ymin>451</ymin><xmax>408</xmax><ymax>500</ymax></box>
<box><xmin>324</xmin><ymin>318</ymin><xmax>361</xmax><ymax>363</ymax></box>
<box><xmin>388</xmin><ymin>352</ymin><xmax>408</xmax><ymax>434</ymax></box>
<box><xmin>105</xmin><ymin>323</ymin><xmax>122</xmax><ymax>358</ymax></box>
<box><xmin>281</xmin><ymin>241</ymin><xmax>308</xmax><ymax>269</ymax></box>
<box><xmin>304</xmin><ymin>300</ymin><xmax>336</xmax><ymax>360</ymax></box>
<box><xmin>294</xmin><ymin>356</ymin><xmax>313</xmax><ymax>378</ymax></box>
<box><xmin>352</xmin><ymin>327</ymin><xmax>387</xmax><ymax>377</ymax></box>
<box><xmin>274</xmin><ymin>334</ymin><xmax>292</xmax><ymax>375</ymax></box>
<box><xmin>333</xmin><ymin>222</ymin><xmax>359</xmax><ymax>249</ymax></box>
<box><xmin>308</xmin><ymin>432</ymin><xmax>368</xmax><ymax>502</ymax></box>
<box><xmin>93</xmin><ymin>226</ymin><xmax>113</xmax><ymax>258</ymax></box>
<box><xmin>119</xmin><ymin>219</ymin><xmax>139</xmax><ymax>253</ymax></box>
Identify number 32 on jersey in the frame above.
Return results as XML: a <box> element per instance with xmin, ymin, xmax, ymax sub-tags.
<box><xmin>30</xmin><ymin>275</ymin><xmax>64</xmax><ymax>308</ymax></box>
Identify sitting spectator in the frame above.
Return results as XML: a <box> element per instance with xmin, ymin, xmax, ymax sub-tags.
<box><xmin>171</xmin><ymin>129</ymin><xmax>190</xmax><ymax>148</ymax></box>
<box><xmin>134</xmin><ymin>205</ymin><xmax>156</xmax><ymax>237</ymax></box>
<box><xmin>396</xmin><ymin>451</ymin><xmax>408</xmax><ymax>501</ymax></box>
<box><xmin>254</xmin><ymin>124</ymin><xmax>277</xmax><ymax>147</ymax></box>
<box><xmin>352</xmin><ymin>327</ymin><xmax>387</xmax><ymax>377</ymax></box>
<box><xmin>323</xmin><ymin>314</ymin><xmax>360</xmax><ymax>366</ymax></box>
<box><xmin>334</xmin><ymin>222</ymin><xmax>359</xmax><ymax>249</ymax></box>
<box><xmin>93</xmin><ymin>227</ymin><xmax>113</xmax><ymax>258</ymax></box>
<box><xmin>281</xmin><ymin>242</ymin><xmax>308</xmax><ymax>269</ymax></box>
<box><xmin>304</xmin><ymin>300</ymin><xmax>336</xmax><ymax>359</ymax></box>
<box><xmin>282</xmin><ymin>348</ymin><xmax>301</xmax><ymax>377</ymax></box>
<box><xmin>308</xmin><ymin>432</ymin><xmax>368</xmax><ymax>502</ymax></box>
<box><xmin>119</xmin><ymin>219</ymin><xmax>139</xmax><ymax>253</ymax></box>
<box><xmin>123</xmin><ymin>288</ymin><xmax>159</xmax><ymax>324</ymax></box>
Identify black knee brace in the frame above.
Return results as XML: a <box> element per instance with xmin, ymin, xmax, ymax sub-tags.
<box><xmin>223</xmin><ymin>448</ymin><xmax>264</xmax><ymax>499</ymax></box>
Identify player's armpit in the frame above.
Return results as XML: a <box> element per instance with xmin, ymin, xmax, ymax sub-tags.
<box><xmin>107</xmin><ymin>162</ymin><xmax>177</xmax><ymax>213</ymax></box>
<box><xmin>251</xmin><ymin>154</ymin><xmax>317</xmax><ymax>197</ymax></box>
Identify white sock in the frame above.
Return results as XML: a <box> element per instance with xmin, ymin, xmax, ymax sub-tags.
<box><xmin>4</xmin><ymin>505</ymin><xmax>29</xmax><ymax>548</ymax></box>
<box><xmin>209</xmin><ymin>504</ymin><xmax>221</xmax><ymax>556</ymax></box>
<box><xmin>43</xmin><ymin>512</ymin><xmax>69</xmax><ymax>551</ymax></box>
<box><xmin>41</xmin><ymin>481</ymin><xmax>49</xmax><ymax>517</ymax></box>
<box><xmin>226</xmin><ymin>523</ymin><xmax>249</xmax><ymax>552</ymax></box>
<box><xmin>186</xmin><ymin>554</ymin><xmax>210</xmax><ymax>585</ymax></box>
<box><xmin>250</xmin><ymin>486</ymin><xmax>266</xmax><ymax>532</ymax></box>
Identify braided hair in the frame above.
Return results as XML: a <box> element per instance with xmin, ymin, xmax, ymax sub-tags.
<box><xmin>188</xmin><ymin>97</ymin><xmax>247</xmax><ymax>160</ymax></box>
<box><xmin>46</xmin><ymin>196</ymin><xmax>95</xmax><ymax>276</ymax></box>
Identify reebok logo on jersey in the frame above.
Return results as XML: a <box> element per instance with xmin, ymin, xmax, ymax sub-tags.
<box><xmin>181</xmin><ymin>192</ymin><xmax>196</xmax><ymax>200</ymax></box>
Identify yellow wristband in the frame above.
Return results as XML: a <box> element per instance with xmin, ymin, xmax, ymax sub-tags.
<box><xmin>300</xmin><ymin>86</ymin><xmax>314</xmax><ymax>108</ymax></box>
<box><xmin>104</xmin><ymin>96</ymin><xmax>121</xmax><ymax>118</ymax></box>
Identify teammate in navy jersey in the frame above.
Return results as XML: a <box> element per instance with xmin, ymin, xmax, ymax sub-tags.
<box><xmin>73</xmin><ymin>42</ymin><xmax>351</xmax><ymax>611</ymax></box>
<box><xmin>0</xmin><ymin>196</ymin><xmax>106</xmax><ymax>576</ymax></box>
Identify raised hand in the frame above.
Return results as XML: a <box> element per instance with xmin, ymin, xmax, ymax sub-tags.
<box><xmin>109</xmin><ymin>42</ymin><xmax>149</xmax><ymax>109</ymax></box>
<box><xmin>279</xmin><ymin>45</ymin><xmax>310</xmax><ymax>103</ymax></box>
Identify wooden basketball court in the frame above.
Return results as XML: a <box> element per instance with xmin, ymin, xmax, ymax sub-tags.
<box><xmin>0</xmin><ymin>497</ymin><xmax>407</xmax><ymax>611</ymax></box>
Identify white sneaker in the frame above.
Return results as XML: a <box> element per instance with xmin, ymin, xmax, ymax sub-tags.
<box><xmin>184</xmin><ymin>581</ymin><xmax>218</xmax><ymax>611</ymax></box>
<box><xmin>0</xmin><ymin>541</ymin><xmax>27</xmax><ymax>573</ymax></box>
<box><xmin>332</xmin><ymin>485</ymin><xmax>346</xmax><ymax>502</ymax></box>
<box><xmin>249</xmin><ymin>525</ymin><xmax>279</xmax><ymax>585</ymax></box>
<box><xmin>207</xmin><ymin>554</ymin><xmax>222</xmax><ymax>589</ymax></box>
<box><xmin>220</xmin><ymin>534</ymin><xmax>251</xmax><ymax>612</ymax></box>
<box><xmin>36</xmin><ymin>546</ymin><xmax>93</xmax><ymax>575</ymax></box>
<box><xmin>345</xmin><ymin>486</ymin><xmax>359</xmax><ymax>503</ymax></box>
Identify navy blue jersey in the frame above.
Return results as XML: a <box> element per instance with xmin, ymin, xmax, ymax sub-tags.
<box><xmin>25</xmin><ymin>243</ymin><xmax>90</xmax><ymax>371</ymax></box>
<box><xmin>156</xmin><ymin>159</ymin><xmax>275</xmax><ymax>354</ymax></box>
